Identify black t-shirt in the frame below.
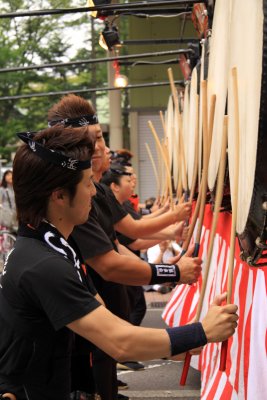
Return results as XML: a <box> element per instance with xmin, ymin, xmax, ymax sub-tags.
<box><xmin>0</xmin><ymin>236</ymin><xmax>100</xmax><ymax>400</ymax></box>
<box><xmin>117</xmin><ymin>200</ymin><xmax>142</xmax><ymax>257</ymax></box>
<box><xmin>72</xmin><ymin>182</ymin><xmax>127</xmax><ymax>257</ymax></box>
<box><xmin>96</xmin><ymin>183</ymin><xmax>127</xmax><ymax>237</ymax></box>
<box><xmin>71</xmin><ymin>183</ymin><xmax>130</xmax><ymax>319</ymax></box>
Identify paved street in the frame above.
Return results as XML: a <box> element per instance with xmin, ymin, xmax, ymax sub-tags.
<box><xmin>118</xmin><ymin>292</ymin><xmax>201</xmax><ymax>400</ymax></box>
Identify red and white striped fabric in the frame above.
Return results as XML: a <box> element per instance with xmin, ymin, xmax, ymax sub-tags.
<box><xmin>162</xmin><ymin>205</ymin><xmax>267</xmax><ymax>399</ymax></box>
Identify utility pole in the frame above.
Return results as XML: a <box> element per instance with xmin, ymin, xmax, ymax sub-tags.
<box><xmin>107</xmin><ymin>0</ymin><xmax>123</xmax><ymax>149</ymax></box>
<box><xmin>90</xmin><ymin>17</ymin><xmax>97</xmax><ymax>107</ymax></box>
<box><xmin>108</xmin><ymin>55</ymin><xmax>123</xmax><ymax>149</ymax></box>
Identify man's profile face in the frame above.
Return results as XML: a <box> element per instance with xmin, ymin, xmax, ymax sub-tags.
<box><xmin>65</xmin><ymin>168</ymin><xmax>96</xmax><ymax>226</ymax></box>
<box><xmin>117</xmin><ymin>175</ymin><xmax>133</xmax><ymax>202</ymax></box>
<box><xmin>88</xmin><ymin>124</ymin><xmax>106</xmax><ymax>173</ymax></box>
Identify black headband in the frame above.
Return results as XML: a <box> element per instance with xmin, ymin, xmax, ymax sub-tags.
<box><xmin>48</xmin><ymin>114</ymin><xmax>99</xmax><ymax>128</ymax></box>
<box><xmin>17</xmin><ymin>132</ymin><xmax>91</xmax><ymax>171</ymax></box>
<box><xmin>110</xmin><ymin>166</ymin><xmax>132</xmax><ymax>176</ymax></box>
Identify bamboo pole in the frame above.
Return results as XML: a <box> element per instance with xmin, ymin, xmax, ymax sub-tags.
<box><xmin>160</xmin><ymin>110</ymin><xmax>168</xmax><ymax>141</ymax></box>
<box><xmin>163</xmin><ymin>140</ymin><xmax>171</xmax><ymax>202</ymax></box>
<box><xmin>198</xmin><ymin>39</ymin><xmax>205</xmax><ymax>189</ymax></box>
<box><xmin>178</xmin><ymin>82</ymin><xmax>212</xmax><ymax>257</ymax></box>
<box><xmin>219</xmin><ymin>67</ymin><xmax>240</xmax><ymax>371</ymax></box>
<box><xmin>197</xmin><ymin>117</ymin><xmax>228</xmax><ymax>319</ymax></box>
<box><xmin>145</xmin><ymin>142</ymin><xmax>161</xmax><ymax>197</ymax></box>
<box><xmin>189</xmin><ymin>94</ymin><xmax>199</xmax><ymax>203</ymax></box>
<box><xmin>194</xmin><ymin>91</ymin><xmax>216</xmax><ymax>256</ymax></box>
<box><xmin>208</xmin><ymin>94</ymin><xmax>216</xmax><ymax>154</ymax></box>
<box><xmin>180</xmin><ymin>178</ymin><xmax>203</xmax><ymax>257</ymax></box>
<box><xmin>168</xmin><ymin>68</ymin><xmax>188</xmax><ymax>194</ymax></box>
<box><xmin>180</xmin><ymin>115</ymin><xmax>228</xmax><ymax>385</ymax></box>
<box><xmin>155</xmin><ymin>137</ymin><xmax>164</xmax><ymax>199</ymax></box>
<box><xmin>176</xmin><ymin>112</ymin><xmax>183</xmax><ymax>199</ymax></box>
<box><xmin>161</xmin><ymin>138</ymin><xmax>168</xmax><ymax>203</ymax></box>
<box><xmin>148</xmin><ymin>120</ymin><xmax>174</xmax><ymax>210</ymax></box>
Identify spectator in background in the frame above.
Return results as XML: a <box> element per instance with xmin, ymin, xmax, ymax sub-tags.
<box><xmin>0</xmin><ymin>170</ymin><xmax>15</xmax><ymax>211</ymax></box>
<box><xmin>147</xmin><ymin>240</ymin><xmax>182</xmax><ymax>294</ymax></box>
<box><xmin>0</xmin><ymin>170</ymin><xmax>17</xmax><ymax>231</ymax></box>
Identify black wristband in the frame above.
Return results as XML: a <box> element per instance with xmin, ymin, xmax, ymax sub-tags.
<box><xmin>149</xmin><ymin>263</ymin><xmax>180</xmax><ymax>285</ymax></box>
<box><xmin>166</xmin><ymin>322</ymin><xmax>207</xmax><ymax>356</ymax></box>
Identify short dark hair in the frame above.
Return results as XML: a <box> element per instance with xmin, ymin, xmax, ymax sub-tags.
<box><xmin>111</xmin><ymin>148</ymin><xmax>133</xmax><ymax>166</ymax></box>
<box><xmin>100</xmin><ymin>165</ymin><xmax>127</xmax><ymax>187</ymax></box>
<box><xmin>47</xmin><ymin>94</ymin><xmax>95</xmax><ymax>122</ymax></box>
<box><xmin>13</xmin><ymin>125</ymin><xmax>95</xmax><ymax>228</ymax></box>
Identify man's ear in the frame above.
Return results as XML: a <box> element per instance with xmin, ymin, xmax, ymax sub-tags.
<box><xmin>51</xmin><ymin>189</ymin><xmax>65</xmax><ymax>203</ymax></box>
<box><xmin>110</xmin><ymin>182</ymin><xmax>119</xmax><ymax>193</ymax></box>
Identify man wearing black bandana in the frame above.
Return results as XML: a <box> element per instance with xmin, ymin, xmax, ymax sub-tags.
<box><xmin>47</xmin><ymin>95</ymin><xmax>197</xmax><ymax>400</ymax></box>
<box><xmin>46</xmin><ymin>95</ymin><xmax>239</xmax><ymax>400</ymax></box>
<box><xmin>0</xmin><ymin>126</ymin><xmax>100</xmax><ymax>399</ymax></box>
<box><xmin>0</xmin><ymin>121</ymin><xmax>239</xmax><ymax>400</ymax></box>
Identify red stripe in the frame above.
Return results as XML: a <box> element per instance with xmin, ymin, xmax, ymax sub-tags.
<box><xmin>163</xmin><ymin>206</ymin><xmax>267</xmax><ymax>399</ymax></box>
<box><xmin>205</xmin><ymin>371</ymin><xmax>223</xmax><ymax>400</ymax></box>
<box><xmin>243</xmin><ymin>271</ymin><xmax>257</xmax><ymax>400</ymax></box>
<box><xmin>220</xmin><ymin>378</ymin><xmax>234</xmax><ymax>399</ymax></box>
<box><xmin>163</xmin><ymin>285</ymin><xmax>187</xmax><ymax>326</ymax></box>
<box><xmin>168</xmin><ymin>285</ymin><xmax>187</xmax><ymax>327</ymax></box>
<box><xmin>179</xmin><ymin>285</ymin><xmax>197</xmax><ymax>325</ymax></box>
<box><xmin>234</xmin><ymin>265</ymin><xmax>249</xmax><ymax>392</ymax></box>
<box><xmin>203</xmin><ymin>343</ymin><xmax>216</xmax><ymax>391</ymax></box>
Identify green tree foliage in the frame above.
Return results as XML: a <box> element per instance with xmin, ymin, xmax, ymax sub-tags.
<box><xmin>0</xmin><ymin>0</ymin><xmax>108</xmax><ymax>159</ymax></box>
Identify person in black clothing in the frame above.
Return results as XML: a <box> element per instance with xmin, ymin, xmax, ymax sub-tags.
<box><xmin>47</xmin><ymin>95</ymin><xmax>197</xmax><ymax>399</ymax></box>
<box><xmin>0</xmin><ymin>126</ymin><xmax>100</xmax><ymax>399</ymax></box>
<box><xmin>102</xmin><ymin>166</ymin><xmax>188</xmax><ymax>328</ymax></box>
<box><xmin>45</xmin><ymin>94</ymin><xmax>239</xmax><ymax>400</ymax></box>
<box><xmin>101</xmin><ymin>166</ymin><xmax>148</xmax><ymax>327</ymax></box>
<box><xmin>101</xmin><ymin>166</ymin><xmax>190</xmax><ymax>372</ymax></box>
<box><xmin>101</xmin><ymin>165</ymin><xmax>148</xmax><ymax>372</ymax></box>
<box><xmin>47</xmin><ymin>95</ymin><xmax>197</xmax><ymax>400</ymax></box>
<box><xmin>0</xmin><ymin>121</ymin><xmax>239</xmax><ymax>400</ymax></box>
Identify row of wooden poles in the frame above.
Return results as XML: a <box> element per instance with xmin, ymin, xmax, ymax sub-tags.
<box><xmin>146</xmin><ymin>66</ymin><xmax>240</xmax><ymax>384</ymax></box>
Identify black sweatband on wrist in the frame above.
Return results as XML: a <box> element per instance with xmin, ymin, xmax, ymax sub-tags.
<box><xmin>166</xmin><ymin>322</ymin><xmax>207</xmax><ymax>356</ymax></box>
<box><xmin>149</xmin><ymin>263</ymin><xmax>180</xmax><ymax>285</ymax></box>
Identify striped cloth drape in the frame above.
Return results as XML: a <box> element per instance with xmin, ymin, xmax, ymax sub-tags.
<box><xmin>162</xmin><ymin>205</ymin><xmax>267</xmax><ymax>399</ymax></box>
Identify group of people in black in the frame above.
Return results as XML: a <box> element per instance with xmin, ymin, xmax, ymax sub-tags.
<box><xmin>0</xmin><ymin>94</ymin><xmax>239</xmax><ymax>400</ymax></box>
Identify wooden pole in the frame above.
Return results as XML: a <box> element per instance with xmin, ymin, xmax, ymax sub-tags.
<box><xmin>163</xmin><ymin>140</ymin><xmax>171</xmax><ymax>201</ymax></box>
<box><xmin>180</xmin><ymin>178</ymin><xmax>203</xmax><ymax>257</ymax></box>
<box><xmin>194</xmin><ymin>91</ymin><xmax>216</xmax><ymax>256</ymax></box>
<box><xmin>148</xmin><ymin>120</ymin><xmax>174</xmax><ymax>210</ymax></box>
<box><xmin>180</xmin><ymin>115</ymin><xmax>228</xmax><ymax>385</ymax></box>
<box><xmin>189</xmin><ymin>94</ymin><xmax>199</xmax><ymax>203</ymax></box>
<box><xmin>179</xmin><ymin>84</ymin><xmax>213</xmax><ymax>258</ymax></box>
<box><xmin>208</xmin><ymin>94</ymin><xmax>216</xmax><ymax>154</ymax></box>
<box><xmin>168</xmin><ymin>68</ymin><xmax>188</xmax><ymax>194</ymax></box>
<box><xmin>145</xmin><ymin>142</ymin><xmax>161</xmax><ymax>197</ymax></box>
<box><xmin>155</xmin><ymin>137</ymin><xmax>164</xmax><ymax>199</ymax></box>
<box><xmin>179</xmin><ymin>86</ymin><xmax>215</xmax><ymax>385</ymax></box>
<box><xmin>160</xmin><ymin>110</ymin><xmax>168</xmax><ymax>141</ymax></box>
<box><xmin>161</xmin><ymin>138</ymin><xmax>168</xmax><ymax>202</ymax></box>
<box><xmin>220</xmin><ymin>67</ymin><xmax>240</xmax><ymax>371</ymax></box>
<box><xmin>197</xmin><ymin>117</ymin><xmax>228</xmax><ymax>321</ymax></box>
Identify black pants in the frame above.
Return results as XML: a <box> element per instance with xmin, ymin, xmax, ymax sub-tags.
<box><xmin>72</xmin><ymin>277</ymin><xmax>130</xmax><ymax>400</ymax></box>
<box><xmin>127</xmin><ymin>286</ymin><xmax>147</xmax><ymax>326</ymax></box>
<box><xmin>94</xmin><ymin>282</ymin><xmax>130</xmax><ymax>400</ymax></box>
<box><xmin>72</xmin><ymin>261</ymin><xmax>131</xmax><ymax>400</ymax></box>
<box><xmin>92</xmin><ymin>349</ymin><xmax>117</xmax><ymax>400</ymax></box>
<box><xmin>71</xmin><ymin>354</ymin><xmax>96</xmax><ymax>394</ymax></box>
